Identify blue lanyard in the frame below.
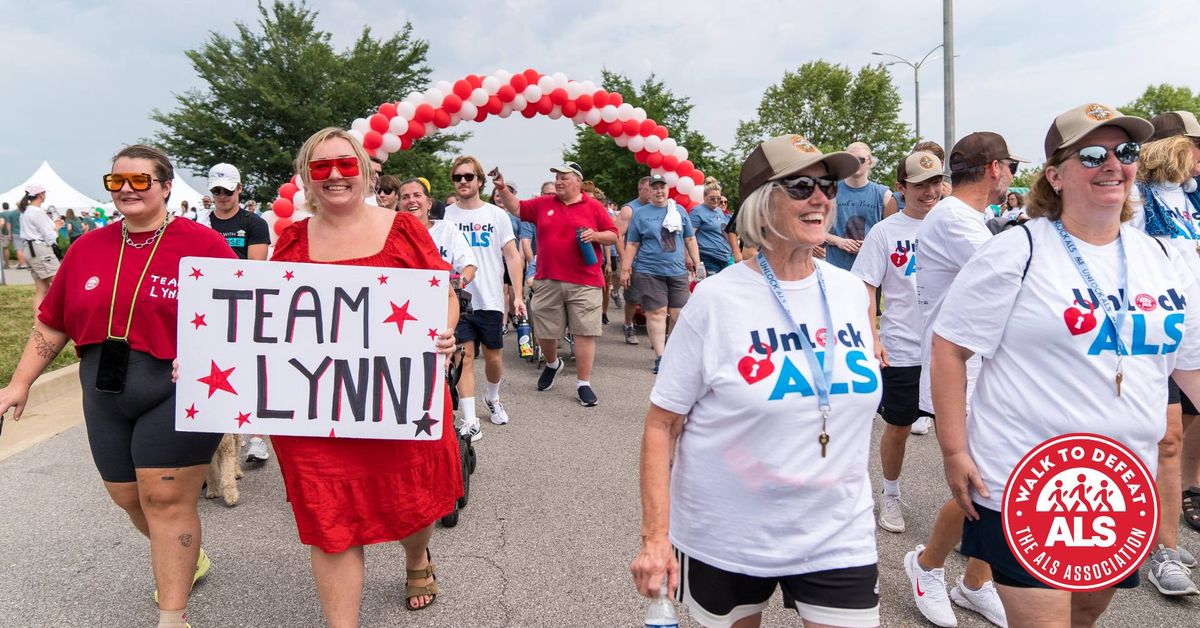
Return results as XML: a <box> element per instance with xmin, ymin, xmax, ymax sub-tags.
<box><xmin>1051</xmin><ymin>220</ymin><xmax>1128</xmax><ymax>393</ymax></box>
<box><xmin>756</xmin><ymin>253</ymin><xmax>835</xmax><ymax>412</ymax></box>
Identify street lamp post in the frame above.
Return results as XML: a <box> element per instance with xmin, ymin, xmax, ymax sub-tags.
<box><xmin>872</xmin><ymin>45</ymin><xmax>943</xmax><ymax>141</ymax></box>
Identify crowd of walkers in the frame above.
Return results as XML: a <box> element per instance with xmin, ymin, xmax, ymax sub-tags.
<box><xmin>3</xmin><ymin>104</ymin><xmax>1200</xmax><ymax>627</ymax></box>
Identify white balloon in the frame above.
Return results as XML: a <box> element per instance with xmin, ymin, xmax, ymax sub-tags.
<box><xmin>350</xmin><ymin>118</ymin><xmax>369</xmax><ymax>134</ymax></box>
<box><xmin>512</xmin><ymin>95</ymin><xmax>528</xmax><ymax>111</ymax></box>
<box><xmin>614</xmin><ymin>134</ymin><xmax>629</xmax><ymax>147</ymax></box>
<box><xmin>381</xmin><ymin>133</ymin><xmax>401</xmax><ymax>152</ymax></box>
<box><xmin>435</xmin><ymin>80</ymin><xmax>452</xmax><ymax>94</ymax></box>
<box><xmin>425</xmin><ymin>122</ymin><xmax>437</xmax><ymax>136</ymax></box>
<box><xmin>482</xmin><ymin>76</ymin><xmax>501</xmax><ymax>93</ymax></box>
<box><xmin>584</xmin><ymin>108</ymin><xmax>602</xmax><ymax>126</ymax></box>
<box><xmin>396</xmin><ymin>102</ymin><xmax>416</xmax><ymax>120</ymax></box>
<box><xmin>406</xmin><ymin>91</ymin><xmax>424</xmax><ymax>105</ymax></box>
<box><xmin>552</xmin><ymin>72</ymin><xmax>568</xmax><ymax>88</ymax></box>
<box><xmin>565</xmin><ymin>81</ymin><xmax>582</xmax><ymax>99</ymax></box>
<box><xmin>632</xmin><ymin>107</ymin><xmax>647</xmax><ymax>122</ymax></box>
<box><xmin>616</xmin><ymin>103</ymin><xmax>634</xmax><ymax>120</ymax></box>
<box><xmin>494</xmin><ymin>69</ymin><xmax>512</xmax><ymax>83</ymax></box>
<box><xmin>661</xmin><ymin>138</ymin><xmax>678</xmax><ymax>155</ymax></box>
<box><xmin>470</xmin><ymin>88</ymin><xmax>489</xmax><ymax>106</ymax></box>
<box><xmin>459</xmin><ymin>101</ymin><xmax>478</xmax><ymax>120</ymax></box>
<box><xmin>499</xmin><ymin>104</ymin><xmax>514</xmax><ymax>118</ymax></box>
<box><xmin>388</xmin><ymin>116</ymin><xmax>407</xmax><ymax>135</ymax></box>
<box><xmin>523</xmin><ymin>84</ymin><xmax>543</xmax><ymax>103</ymax></box>
<box><xmin>424</xmin><ymin>87</ymin><xmax>444</xmax><ymax>108</ymax></box>
<box><xmin>676</xmin><ymin>146</ymin><xmax>689</xmax><ymax>161</ymax></box>
<box><xmin>600</xmin><ymin>105</ymin><xmax>619</xmax><ymax>123</ymax></box>
<box><xmin>348</xmin><ymin>129</ymin><xmax>365</xmax><ymax>143</ymax></box>
<box><xmin>548</xmin><ymin>106</ymin><xmax>563</xmax><ymax>120</ymax></box>
<box><xmin>676</xmin><ymin>177</ymin><xmax>694</xmax><ymax>194</ymax></box>
<box><xmin>537</xmin><ymin>76</ymin><xmax>554</xmax><ymax>92</ymax></box>
<box><xmin>663</xmin><ymin>171</ymin><xmax>679</xmax><ymax>186</ymax></box>
<box><xmin>644</xmin><ymin>134</ymin><xmax>662</xmax><ymax>152</ymax></box>
<box><xmin>293</xmin><ymin>189</ymin><xmax>306</xmax><ymax>207</ymax></box>
<box><xmin>448</xmin><ymin>112</ymin><xmax>462</xmax><ymax>126</ymax></box>
<box><xmin>580</xmin><ymin>80</ymin><xmax>596</xmax><ymax>93</ymax></box>
<box><xmin>690</xmin><ymin>187</ymin><xmax>704</xmax><ymax>203</ymax></box>
<box><xmin>627</xmin><ymin>135</ymin><xmax>645</xmax><ymax>152</ymax></box>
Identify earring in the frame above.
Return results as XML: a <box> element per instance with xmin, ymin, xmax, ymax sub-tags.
<box><xmin>1052</xmin><ymin>187</ymin><xmax>1061</xmax><ymax>196</ymax></box>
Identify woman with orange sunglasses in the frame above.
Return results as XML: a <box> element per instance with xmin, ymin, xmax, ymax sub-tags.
<box><xmin>0</xmin><ymin>144</ymin><xmax>236</xmax><ymax>628</ymax></box>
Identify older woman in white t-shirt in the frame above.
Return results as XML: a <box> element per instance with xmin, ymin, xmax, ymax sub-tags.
<box><xmin>631</xmin><ymin>135</ymin><xmax>882</xmax><ymax>628</ymax></box>
<box><xmin>932</xmin><ymin>103</ymin><xmax>1200</xmax><ymax>625</ymax></box>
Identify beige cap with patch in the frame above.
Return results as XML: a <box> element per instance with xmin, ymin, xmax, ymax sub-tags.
<box><xmin>1044</xmin><ymin>103</ymin><xmax>1153</xmax><ymax>161</ymax></box>
<box><xmin>1149</xmin><ymin>111</ymin><xmax>1200</xmax><ymax>142</ymax></box>
<box><xmin>898</xmin><ymin>151</ymin><xmax>944</xmax><ymax>184</ymax></box>
<box><xmin>738</xmin><ymin>134</ymin><xmax>861</xmax><ymax>200</ymax></box>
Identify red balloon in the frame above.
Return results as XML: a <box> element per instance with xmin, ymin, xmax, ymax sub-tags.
<box><xmin>662</xmin><ymin>155</ymin><xmax>679</xmax><ymax>171</ymax></box>
<box><xmin>474</xmin><ymin>108</ymin><xmax>489</xmax><ymax>123</ymax></box>
<box><xmin>510</xmin><ymin>73</ymin><xmax>528</xmax><ymax>92</ymax></box>
<box><xmin>537</xmin><ymin>98</ymin><xmax>554</xmax><ymax>115</ymax></box>
<box><xmin>453</xmin><ymin>80</ymin><xmax>472</xmax><ymax>99</ymax></box>
<box><xmin>690</xmin><ymin>172</ymin><xmax>705</xmax><ymax>185</ymax></box>
<box><xmin>575</xmin><ymin>94</ymin><xmax>594</xmax><ymax>111</ymax></box>
<box><xmin>433</xmin><ymin>109</ymin><xmax>452</xmax><ymax>128</ymax></box>
<box><xmin>273</xmin><ymin>217</ymin><xmax>294</xmax><ymax>236</ymax></box>
<box><xmin>676</xmin><ymin>160</ymin><xmax>695</xmax><ymax>178</ymax></box>
<box><xmin>369</xmin><ymin>113</ymin><xmax>389</xmax><ymax>134</ymax></box>
<box><xmin>647</xmin><ymin>152</ymin><xmax>664</xmax><ymax>169</ymax></box>
<box><xmin>467</xmin><ymin>74</ymin><xmax>483</xmax><ymax>88</ymax></box>
<box><xmin>622</xmin><ymin>119</ymin><xmax>640</xmax><ymax>136</ymax></box>
<box><xmin>278</xmin><ymin>182</ymin><xmax>298</xmax><ymax>201</ymax></box>
<box><xmin>521</xmin><ymin>106</ymin><xmax>538</xmax><ymax>119</ymax></box>
<box><xmin>606</xmin><ymin>124</ymin><xmax>623</xmax><ymax>138</ymax></box>
<box><xmin>442</xmin><ymin>93</ymin><xmax>463</xmax><ymax>113</ymax></box>
<box><xmin>593</xmin><ymin>120</ymin><xmax>609</xmax><ymax>135</ymax></box>
<box><xmin>593</xmin><ymin>90</ymin><xmax>610</xmax><ymax>108</ymax></box>
<box><xmin>378</xmin><ymin>102</ymin><xmax>397</xmax><ymax>118</ymax></box>
<box><xmin>549</xmin><ymin>88</ymin><xmax>568</xmax><ymax>106</ymax></box>
<box><xmin>401</xmin><ymin>135</ymin><xmax>413</xmax><ymax>150</ymax></box>
<box><xmin>497</xmin><ymin>85</ymin><xmax>517</xmax><ymax>103</ymax></box>
<box><xmin>362</xmin><ymin>130</ymin><xmax>383</xmax><ymax>150</ymax></box>
<box><xmin>561</xmin><ymin>100</ymin><xmax>578</xmax><ymax>117</ymax></box>
<box><xmin>523</xmin><ymin>68</ymin><xmax>540</xmax><ymax>84</ymax></box>
<box><xmin>608</xmin><ymin>92</ymin><xmax>623</xmax><ymax>107</ymax></box>
<box><xmin>486</xmin><ymin>95</ymin><xmax>503</xmax><ymax>115</ymax></box>
<box><xmin>640</xmin><ymin>119</ymin><xmax>657</xmax><ymax>136</ymax></box>
<box><xmin>272</xmin><ymin>197</ymin><xmax>294</xmax><ymax>218</ymax></box>
<box><xmin>407</xmin><ymin>119</ymin><xmax>426</xmax><ymax>139</ymax></box>
<box><xmin>634</xmin><ymin>150</ymin><xmax>649</xmax><ymax>164</ymax></box>
<box><xmin>413</xmin><ymin>104</ymin><xmax>435</xmax><ymax>123</ymax></box>
<box><xmin>655</xmin><ymin>125</ymin><xmax>669</xmax><ymax>139</ymax></box>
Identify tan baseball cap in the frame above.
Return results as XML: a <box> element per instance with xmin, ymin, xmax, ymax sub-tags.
<box><xmin>1149</xmin><ymin>111</ymin><xmax>1200</xmax><ymax>141</ymax></box>
<box><xmin>948</xmin><ymin>132</ymin><xmax>1027</xmax><ymax>173</ymax></box>
<box><xmin>738</xmin><ymin>134</ymin><xmax>860</xmax><ymax>200</ymax></box>
<box><xmin>898</xmin><ymin>151</ymin><xmax>944</xmax><ymax>184</ymax></box>
<box><xmin>1044</xmin><ymin>103</ymin><xmax>1153</xmax><ymax>161</ymax></box>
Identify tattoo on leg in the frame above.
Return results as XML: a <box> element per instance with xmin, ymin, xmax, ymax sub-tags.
<box><xmin>160</xmin><ymin>475</ymin><xmax>175</xmax><ymax>481</ymax></box>
<box><xmin>178</xmin><ymin>533</ymin><xmax>193</xmax><ymax>548</ymax></box>
<box><xmin>31</xmin><ymin>329</ymin><xmax>62</xmax><ymax>360</ymax></box>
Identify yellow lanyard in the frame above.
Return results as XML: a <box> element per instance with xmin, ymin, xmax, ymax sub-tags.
<box><xmin>106</xmin><ymin>216</ymin><xmax>171</xmax><ymax>341</ymax></box>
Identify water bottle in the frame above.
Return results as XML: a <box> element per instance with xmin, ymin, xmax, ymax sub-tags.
<box><xmin>577</xmin><ymin>227</ymin><xmax>599</xmax><ymax>265</ymax></box>
<box><xmin>644</xmin><ymin>585</ymin><xmax>679</xmax><ymax>628</ymax></box>
<box><xmin>516</xmin><ymin>317</ymin><xmax>533</xmax><ymax>358</ymax></box>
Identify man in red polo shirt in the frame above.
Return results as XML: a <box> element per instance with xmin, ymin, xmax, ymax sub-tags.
<box><xmin>493</xmin><ymin>162</ymin><xmax>618</xmax><ymax>407</ymax></box>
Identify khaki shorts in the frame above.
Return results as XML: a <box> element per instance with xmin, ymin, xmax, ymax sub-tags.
<box><xmin>27</xmin><ymin>241</ymin><xmax>59</xmax><ymax>280</ymax></box>
<box><xmin>530</xmin><ymin>279</ymin><xmax>603</xmax><ymax>338</ymax></box>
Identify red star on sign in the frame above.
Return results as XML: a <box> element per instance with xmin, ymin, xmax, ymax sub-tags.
<box><xmin>283</xmin><ymin>270</ymin><xmax>295</xmax><ymax>281</ymax></box>
<box><xmin>185</xmin><ymin>403</ymin><xmax>199</xmax><ymax>420</ymax></box>
<box><xmin>427</xmin><ymin>328</ymin><xmax>439</xmax><ymax>340</ymax></box>
<box><xmin>189</xmin><ymin>267</ymin><xmax>204</xmax><ymax>279</ymax></box>
<box><xmin>235</xmin><ymin>270</ymin><xmax>244</xmax><ymax>278</ymax></box>
<box><xmin>190</xmin><ymin>313</ymin><xmax>207</xmax><ymax>329</ymax></box>
<box><xmin>378</xmin><ymin>274</ymin><xmax>389</xmax><ymax>285</ymax></box>
<box><xmin>429</xmin><ymin>275</ymin><xmax>441</xmax><ymax>287</ymax></box>
<box><xmin>234</xmin><ymin>411</ymin><xmax>252</xmax><ymax>428</ymax></box>
<box><xmin>197</xmin><ymin>360</ymin><xmax>238</xmax><ymax>398</ymax></box>
<box><xmin>383</xmin><ymin>300</ymin><xmax>419</xmax><ymax>333</ymax></box>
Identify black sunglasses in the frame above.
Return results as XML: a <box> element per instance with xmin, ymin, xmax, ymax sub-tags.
<box><xmin>452</xmin><ymin>173</ymin><xmax>477</xmax><ymax>183</ymax></box>
<box><xmin>1074</xmin><ymin>142</ymin><xmax>1140</xmax><ymax>169</ymax></box>
<box><xmin>778</xmin><ymin>175</ymin><xmax>839</xmax><ymax>201</ymax></box>
<box><xmin>376</xmin><ymin>186</ymin><xmax>397</xmax><ymax>195</ymax></box>
<box><xmin>1002</xmin><ymin>160</ymin><xmax>1019</xmax><ymax>175</ymax></box>
<box><xmin>210</xmin><ymin>188</ymin><xmax>236</xmax><ymax>197</ymax></box>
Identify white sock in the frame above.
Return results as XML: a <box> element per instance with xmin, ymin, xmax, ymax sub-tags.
<box><xmin>485</xmin><ymin>381</ymin><xmax>501</xmax><ymax>402</ymax></box>
<box><xmin>461</xmin><ymin>397</ymin><xmax>477</xmax><ymax>422</ymax></box>
<box><xmin>883</xmin><ymin>478</ymin><xmax>901</xmax><ymax>497</ymax></box>
<box><xmin>158</xmin><ymin>609</ymin><xmax>187</xmax><ymax>628</ymax></box>
<box><xmin>546</xmin><ymin>358</ymin><xmax>561</xmax><ymax>369</ymax></box>
<box><xmin>576</xmin><ymin>380</ymin><xmax>590</xmax><ymax>388</ymax></box>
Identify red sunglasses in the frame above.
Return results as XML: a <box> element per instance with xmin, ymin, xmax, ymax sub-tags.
<box><xmin>308</xmin><ymin>157</ymin><xmax>361</xmax><ymax>181</ymax></box>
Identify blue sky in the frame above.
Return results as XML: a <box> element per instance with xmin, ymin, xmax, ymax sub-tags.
<box><xmin>3</xmin><ymin>0</ymin><xmax>1198</xmax><ymax>201</ymax></box>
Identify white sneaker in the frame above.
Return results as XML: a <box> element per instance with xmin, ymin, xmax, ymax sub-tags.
<box><xmin>903</xmin><ymin>545</ymin><xmax>957</xmax><ymax>627</ymax></box>
<box><xmin>246</xmin><ymin>437</ymin><xmax>270</xmax><ymax>463</ymax></box>
<box><xmin>950</xmin><ymin>576</ymin><xmax>1008</xmax><ymax>627</ymax></box>
<box><xmin>459</xmin><ymin>420</ymin><xmax>483</xmax><ymax>443</ymax></box>
<box><xmin>878</xmin><ymin>494</ymin><xmax>906</xmax><ymax>533</ymax></box>
<box><xmin>912</xmin><ymin>416</ymin><xmax>933</xmax><ymax>435</ymax></box>
<box><xmin>487</xmin><ymin>399</ymin><xmax>509</xmax><ymax>425</ymax></box>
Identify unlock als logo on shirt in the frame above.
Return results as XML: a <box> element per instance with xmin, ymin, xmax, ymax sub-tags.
<box><xmin>740</xmin><ymin>324</ymin><xmax>879</xmax><ymax>400</ymax></box>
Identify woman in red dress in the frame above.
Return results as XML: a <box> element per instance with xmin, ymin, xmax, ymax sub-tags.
<box><xmin>270</xmin><ymin>127</ymin><xmax>462</xmax><ymax>624</ymax></box>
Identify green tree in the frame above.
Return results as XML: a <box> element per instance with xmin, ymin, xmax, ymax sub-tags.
<box><xmin>734</xmin><ymin>61</ymin><xmax>913</xmax><ymax>187</ymax></box>
<box><xmin>1011</xmin><ymin>165</ymin><xmax>1042</xmax><ymax>190</ymax></box>
<box><xmin>150</xmin><ymin>1</ymin><xmax>462</xmax><ymax>202</ymax></box>
<box><xmin>562</xmin><ymin>71</ymin><xmax>721</xmax><ymax>205</ymax></box>
<box><xmin>1119</xmin><ymin>84</ymin><xmax>1200</xmax><ymax>120</ymax></box>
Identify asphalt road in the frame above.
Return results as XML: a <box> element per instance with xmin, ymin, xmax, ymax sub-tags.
<box><xmin>1</xmin><ymin>323</ymin><xmax>1197</xmax><ymax>627</ymax></box>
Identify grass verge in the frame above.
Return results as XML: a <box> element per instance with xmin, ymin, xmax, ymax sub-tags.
<box><xmin>0</xmin><ymin>285</ymin><xmax>77</xmax><ymax>386</ymax></box>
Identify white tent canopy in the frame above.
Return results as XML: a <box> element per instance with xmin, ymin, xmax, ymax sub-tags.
<box><xmin>169</xmin><ymin>175</ymin><xmax>205</xmax><ymax>214</ymax></box>
<box><xmin>0</xmin><ymin>161</ymin><xmax>103</xmax><ymax>211</ymax></box>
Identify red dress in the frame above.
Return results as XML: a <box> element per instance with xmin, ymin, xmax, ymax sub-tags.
<box><xmin>270</xmin><ymin>212</ymin><xmax>462</xmax><ymax>553</ymax></box>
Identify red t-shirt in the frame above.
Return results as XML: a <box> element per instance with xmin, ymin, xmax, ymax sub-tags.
<box><xmin>39</xmin><ymin>217</ymin><xmax>236</xmax><ymax>360</ymax></box>
<box><xmin>518</xmin><ymin>193</ymin><xmax>617</xmax><ymax>288</ymax></box>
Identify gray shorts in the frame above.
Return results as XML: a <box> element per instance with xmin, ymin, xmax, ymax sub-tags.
<box><xmin>26</xmin><ymin>240</ymin><xmax>59</xmax><ymax>280</ymax></box>
<box><xmin>633</xmin><ymin>272</ymin><xmax>690</xmax><ymax>311</ymax></box>
<box><xmin>623</xmin><ymin>270</ymin><xmax>641</xmax><ymax>305</ymax></box>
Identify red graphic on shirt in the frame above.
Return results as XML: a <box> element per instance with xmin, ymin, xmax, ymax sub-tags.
<box><xmin>1134</xmin><ymin>294</ymin><xmax>1157</xmax><ymax>312</ymax></box>
<box><xmin>890</xmin><ymin>251</ymin><xmax>908</xmax><ymax>268</ymax></box>
<box><xmin>815</xmin><ymin>328</ymin><xmax>828</xmax><ymax>347</ymax></box>
<box><xmin>1003</xmin><ymin>433</ymin><xmax>1158</xmax><ymax>591</ymax></box>
<box><xmin>1063</xmin><ymin>301</ymin><xmax>1098</xmax><ymax>336</ymax></box>
<box><xmin>738</xmin><ymin>343</ymin><xmax>775</xmax><ymax>385</ymax></box>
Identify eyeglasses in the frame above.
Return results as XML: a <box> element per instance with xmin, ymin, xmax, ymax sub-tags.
<box><xmin>103</xmin><ymin>172</ymin><xmax>161</xmax><ymax>192</ymax></box>
<box><xmin>777</xmin><ymin>175</ymin><xmax>839</xmax><ymax>200</ymax></box>
<box><xmin>308</xmin><ymin>157</ymin><xmax>360</xmax><ymax>181</ymax></box>
<box><xmin>999</xmin><ymin>160</ymin><xmax>1019</xmax><ymax>175</ymax></box>
<box><xmin>1074</xmin><ymin>142</ymin><xmax>1140</xmax><ymax>169</ymax></box>
<box><xmin>452</xmin><ymin>173</ymin><xmax>477</xmax><ymax>183</ymax></box>
<box><xmin>376</xmin><ymin>187</ymin><xmax>397</xmax><ymax>195</ymax></box>
<box><xmin>857</xmin><ymin>157</ymin><xmax>867</xmax><ymax>164</ymax></box>
<box><xmin>209</xmin><ymin>188</ymin><xmax>236</xmax><ymax>197</ymax></box>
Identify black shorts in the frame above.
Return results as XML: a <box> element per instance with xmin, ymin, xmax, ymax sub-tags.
<box><xmin>1167</xmin><ymin>377</ymin><xmax>1199</xmax><ymax>415</ymax></box>
<box><xmin>880</xmin><ymin>365</ymin><xmax>921</xmax><ymax>426</ymax></box>
<box><xmin>455</xmin><ymin>309</ymin><xmax>504</xmax><ymax>351</ymax></box>
<box><xmin>961</xmin><ymin>503</ymin><xmax>1140</xmax><ymax>589</ymax></box>
<box><xmin>675</xmin><ymin>548</ymin><xmax>879</xmax><ymax>627</ymax></box>
<box><xmin>79</xmin><ymin>346</ymin><xmax>223</xmax><ymax>483</ymax></box>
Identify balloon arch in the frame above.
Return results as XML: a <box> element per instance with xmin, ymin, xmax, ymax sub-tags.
<box><xmin>269</xmin><ymin>68</ymin><xmax>707</xmax><ymax>234</ymax></box>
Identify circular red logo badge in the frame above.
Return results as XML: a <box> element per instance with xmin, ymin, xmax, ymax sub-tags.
<box><xmin>1135</xmin><ymin>293</ymin><xmax>1157</xmax><ymax>312</ymax></box>
<box><xmin>1003</xmin><ymin>433</ymin><xmax>1158</xmax><ymax>591</ymax></box>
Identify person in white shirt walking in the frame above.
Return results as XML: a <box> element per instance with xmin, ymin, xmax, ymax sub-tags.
<box><xmin>17</xmin><ymin>184</ymin><xmax>61</xmax><ymax>315</ymax></box>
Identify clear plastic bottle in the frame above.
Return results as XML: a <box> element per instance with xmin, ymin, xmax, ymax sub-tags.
<box><xmin>644</xmin><ymin>585</ymin><xmax>679</xmax><ymax>628</ymax></box>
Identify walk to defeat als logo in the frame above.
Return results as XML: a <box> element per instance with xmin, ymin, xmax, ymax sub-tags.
<box><xmin>1003</xmin><ymin>433</ymin><xmax>1158</xmax><ymax>591</ymax></box>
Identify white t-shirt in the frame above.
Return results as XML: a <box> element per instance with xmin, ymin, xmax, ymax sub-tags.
<box><xmin>1130</xmin><ymin>183</ymin><xmax>1200</xmax><ymax>281</ymax></box>
<box><xmin>852</xmin><ymin>212</ymin><xmax>923</xmax><ymax>366</ymax></box>
<box><xmin>935</xmin><ymin>218</ymin><xmax>1200</xmax><ymax>511</ymax></box>
<box><xmin>428</xmin><ymin>219</ymin><xmax>477</xmax><ymax>275</ymax></box>
<box><xmin>19</xmin><ymin>205</ymin><xmax>58</xmax><ymax>243</ymax></box>
<box><xmin>443</xmin><ymin>202</ymin><xmax>515</xmax><ymax>312</ymax></box>
<box><xmin>651</xmin><ymin>261</ymin><xmax>882</xmax><ymax>577</ymax></box>
<box><xmin>915</xmin><ymin>196</ymin><xmax>992</xmax><ymax>413</ymax></box>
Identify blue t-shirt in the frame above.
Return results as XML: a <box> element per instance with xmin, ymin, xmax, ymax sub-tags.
<box><xmin>826</xmin><ymin>180</ymin><xmax>888</xmax><ymax>270</ymax></box>
<box><xmin>628</xmin><ymin>203</ymin><xmax>693</xmax><ymax>277</ymax></box>
<box><xmin>519</xmin><ymin>220</ymin><xmax>537</xmax><ymax>280</ymax></box>
<box><xmin>689</xmin><ymin>204</ymin><xmax>732</xmax><ymax>262</ymax></box>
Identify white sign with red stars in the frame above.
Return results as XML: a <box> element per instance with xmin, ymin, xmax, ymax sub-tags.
<box><xmin>175</xmin><ymin>257</ymin><xmax>449</xmax><ymax>440</ymax></box>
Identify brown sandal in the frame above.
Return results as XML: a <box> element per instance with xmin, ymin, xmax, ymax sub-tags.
<box><xmin>1184</xmin><ymin>488</ymin><xmax>1200</xmax><ymax>532</ymax></box>
<box><xmin>405</xmin><ymin>548</ymin><xmax>438</xmax><ymax>611</ymax></box>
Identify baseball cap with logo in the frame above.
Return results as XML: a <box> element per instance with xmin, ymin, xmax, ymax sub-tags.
<box><xmin>1044</xmin><ymin>103</ymin><xmax>1153</xmax><ymax>161</ymax></box>
<box><xmin>24</xmin><ymin>184</ymin><xmax>46</xmax><ymax>196</ymax></box>
<box><xmin>948</xmin><ymin>132</ymin><xmax>1028</xmax><ymax>173</ymax></box>
<box><xmin>549</xmin><ymin>162</ymin><xmax>583</xmax><ymax>178</ymax></box>
<box><xmin>898</xmin><ymin>151</ymin><xmax>944</xmax><ymax>184</ymax></box>
<box><xmin>208</xmin><ymin>163</ymin><xmax>241</xmax><ymax>191</ymax></box>
<box><xmin>648</xmin><ymin>174</ymin><xmax>667</xmax><ymax>186</ymax></box>
<box><xmin>738</xmin><ymin>134</ymin><xmax>860</xmax><ymax>200</ymax></box>
<box><xmin>1149</xmin><ymin>110</ymin><xmax>1200</xmax><ymax>142</ymax></box>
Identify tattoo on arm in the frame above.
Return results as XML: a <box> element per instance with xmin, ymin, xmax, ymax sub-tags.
<box><xmin>31</xmin><ymin>329</ymin><xmax>63</xmax><ymax>360</ymax></box>
<box><xmin>178</xmin><ymin>533</ymin><xmax>193</xmax><ymax>547</ymax></box>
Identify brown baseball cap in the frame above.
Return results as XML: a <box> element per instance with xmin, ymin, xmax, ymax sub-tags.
<box><xmin>898</xmin><ymin>151</ymin><xmax>944</xmax><ymax>184</ymax></box>
<box><xmin>1044</xmin><ymin>103</ymin><xmax>1153</xmax><ymax>161</ymax></box>
<box><xmin>947</xmin><ymin>132</ymin><xmax>1028</xmax><ymax>173</ymax></box>
<box><xmin>738</xmin><ymin>134</ymin><xmax>860</xmax><ymax>200</ymax></box>
<box><xmin>1149</xmin><ymin>111</ymin><xmax>1200</xmax><ymax>141</ymax></box>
